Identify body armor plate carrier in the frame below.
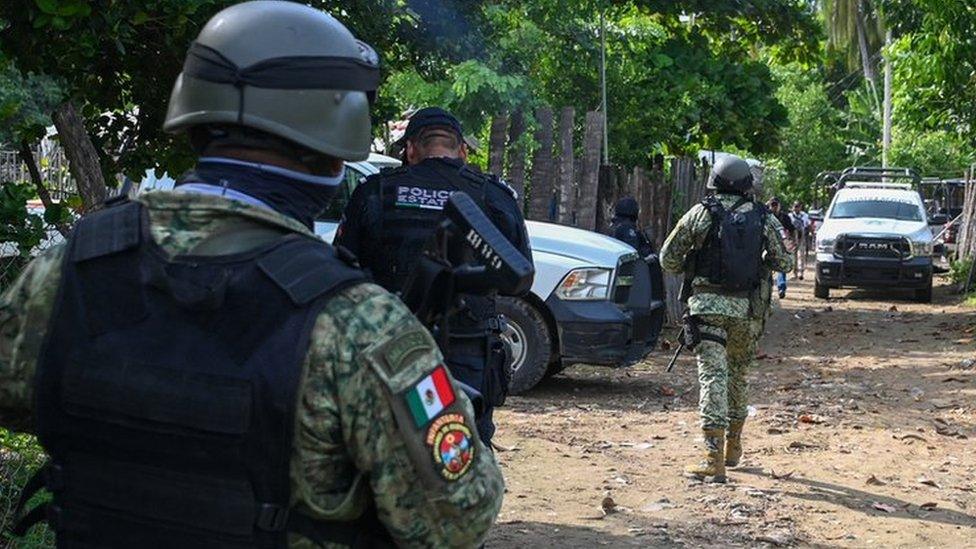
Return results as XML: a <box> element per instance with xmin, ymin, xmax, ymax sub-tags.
<box><xmin>694</xmin><ymin>196</ymin><xmax>767</xmax><ymax>293</ymax></box>
<box><xmin>18</xmin><ymin>201</ymin><xmax>393</xmax><ymax>548</ymax></box>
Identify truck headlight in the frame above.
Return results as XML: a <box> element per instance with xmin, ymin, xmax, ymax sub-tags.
<box><xmin>911</xmin><ymin>240</ymin><xmax>933</xmax><ymax>258</ymax></box>
<box><xmin>555</xmin><ymin>268</ymin><xmax>612</xmax><ymax>300</ymax></box>
<box><xmin>816</xmin><ymin>237</ymin><xmax>836</xmax><ymax>254</ymax></box>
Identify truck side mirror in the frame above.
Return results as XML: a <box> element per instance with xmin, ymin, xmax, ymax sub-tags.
<box><xmin>929</xmin><ymin>213</ymin><xmax>948</xmax><ymax>226</ymax></box>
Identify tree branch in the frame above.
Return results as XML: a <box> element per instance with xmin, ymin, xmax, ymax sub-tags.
<box><xmin>18</xmin><ymin>140</ymin><xmax>71</xmax><ymax>238</ymax></box>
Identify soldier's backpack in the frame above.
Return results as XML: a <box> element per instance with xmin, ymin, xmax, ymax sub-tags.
<box><xmin>695</xmin><ymin>196</ymin><xmax>767</xmax><ymax>292</ymax></box>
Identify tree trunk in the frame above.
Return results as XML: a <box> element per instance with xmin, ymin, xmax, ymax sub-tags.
<box><xmin>557</xmin><ymin>107</ymin><xmax>575</xmax><ymax>225</ymax></box>
<box><xmin>855</xmin><ymin>0</ymin><xmax>877</xmax><ymax>87</ymax></box>
<box><xmin>18</xmin><ymin>141</ymin><xmax>71</xmax><ymax>237</ymax></box>
<box><xmin>528</xmin><ymin>107</ymin><xmax>555</xmax><ymax>221</ymax></box>
<box><xmin>52</xmin><ymin>101</ymin><xmax>107</xmax><ymax>212</ymax></box>
<box><xmin>506</xmin><ymin>109</ymin><xmax>527</xmax><ymax>211</ymax></box>
<box><xmin>576</xmin><ymin>110</ymin><xmax>604</xmax><ymax>231</ymax></box>
<box><xmin>488</xmin><ymin>115</ymin><xmax>508</xmax><ymax>176</ymax></box>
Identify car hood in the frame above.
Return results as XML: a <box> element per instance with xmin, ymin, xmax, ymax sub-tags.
<box><xmin>526</xmin><ymin>220</ymin><xmax>634</xmax><ymax>266</ymax></box>
<box><xmin>819</xmin><ymin>217</ymin><xmax>930</xmax><ymax>241</ymax></box>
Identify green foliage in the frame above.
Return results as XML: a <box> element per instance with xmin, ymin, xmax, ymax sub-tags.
<box><xmin>949</xmin><ymin>258</ymin><xmax>973</xmax><ymax>286</ymax></box>
<box><xmin>0</xmin><ymin>0</ymin><xmax>495</xmax><ymax>178</ymax></box>
<box><xmin>0</xmin><ymin>182</ymin><xmax>46</xmax><ymax>258</ymax></box>
<box><xmin>389</xmin><ymin>2</ymin><xmax>800</xmax><ymax>167</ymax></box>
<box><xmin>0</xmin><ymin>62</ymin><xmax>62</xmax><ymax>146</ymax></box>
<box><xmin>821</xmin><ymin>0</ymin><xmax>884</xmax><ymax>79</ymax></box>
<box><xmin>763</xmin><ymin>64</ymin><xmax>847</xmax><ymax>205</ymax></box>
<box><xmin>0</xmin><ymin>428</ymin><xmax>51</xmax><ymax>548</ymax></box>
<box><xmin>888</xmin><ymin>127</ymin><xmax>974</xmax><ymax>177</ymax></box>
<box><xmin>884</xmin><ymin>4</ymin><xmax>976</xmax><ymax>144</ymax></box>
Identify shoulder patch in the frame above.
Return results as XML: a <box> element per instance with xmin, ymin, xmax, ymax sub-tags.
<box><xmin>384</xmin><ymin>329</ymin><xmax>432</xmax><ymax>372</ymax></box>
<box><xmin>425</xmin><ymin>413</ymin><xmax>474</xmax><ymax>481</ymax></box>
<box><xmin>361</xmin><ymin>320</ymin><xmax>478</xmax><ymax>485</ymax></box>
<box><xmin>403</xmin><ymin>364</ymin><xmax>456</xmax><ymax>428</ymax></box>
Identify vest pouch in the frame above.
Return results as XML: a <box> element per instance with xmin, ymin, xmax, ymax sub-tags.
<box><xmin>61</xmin><ymin>351</ymin><xmax>252</xmax><ymax>437</ymax></box>
<box><xmin>58</xmin><ymin>452</ymin><xmax>259</xmax><ymax>540</ymax></box>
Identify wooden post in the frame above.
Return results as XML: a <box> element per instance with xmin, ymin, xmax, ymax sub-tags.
<box><xmin>577</xmin><ymin>110</ymin><xmax>604</xmax><ymax>231</ymax></box>
<box><xmin>557</xmin><ymin>107</ymin><xmax>575</xmax><ymax>225</ymax></box>
<box><xmin>506</xmin><ymin>109</ymin><xmax>527</xmax><ymax>210</ymax></box>
<box><xmin>528</xmin><ymin>107</ymin><xmax>555</xmax><ymax>221</ymax></box>
<box><xmin>489</xmin><ymin>115</ymin><xmax>508</xmax><ymax>176</ymax></box>
<box><xmin>596</xmin><ymin>164</ymin><xmax>614</xmax><ymax>234</ymax></box>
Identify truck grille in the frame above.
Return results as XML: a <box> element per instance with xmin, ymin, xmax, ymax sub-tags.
<box><xmin>836</xmin><ymin>235</ymin><xmax>910</xmax><ymax>260</ymax></box>
<box><xmin>613</xmin><ymin>258</ymin><xmax>637</xmax><ymax>304</ymax></box>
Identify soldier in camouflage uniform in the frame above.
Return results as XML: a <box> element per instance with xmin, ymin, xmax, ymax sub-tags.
<box><xmin>660</xmin><ymin>155</ymin><xmax>792</xmax><ymax>483</ymax></box>
<box><xmin>0</xmin><ymin>2</ymin><xmax>502</xmax><ymax>547</ymax></box>
<box><xmin>730</xmin><ymin>213</ymin><xmax>785</xmax><ymax>470</ymax></box>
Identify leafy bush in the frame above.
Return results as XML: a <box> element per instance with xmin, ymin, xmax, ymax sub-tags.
<box><xmin>0</xmin><ymin>428</ymin><xmax>52</xmax><ymax>547</ymax></box>
<box><xmin>949</xmin><ymin>258</ymin><xmax>973</xmax><ymax>285</ymax></box>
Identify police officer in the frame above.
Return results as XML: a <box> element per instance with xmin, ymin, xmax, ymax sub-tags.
<box><xmin>336</xmin><ymin>107</ymin><xmax>533</xmax><ymax>446</ymax></box>
<box><xmin>660</xmin><ymin>155</ymin><xmax>793</xmax><ymax>483</ymax></box>
<box><xmin>608</xmin><ymin>196</ymin><xmax>655</xmax><ymax>258</ymax></box>
<box><xmin>0</xmin><ymin>2</ymin><xmax>503</xmax><ymax>546</ymax></box>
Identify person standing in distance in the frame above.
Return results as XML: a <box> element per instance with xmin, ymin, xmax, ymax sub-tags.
<box><xmin>789</xmin><ymin>201</ymin><xmax>811</xmax><ymax>280</ymax></box>
<box><xmin>767</xmin><ymin>197</ymin><xmax>796</xmax><ymax>298</ymax></box>
<box><xmin>336</xmin><ymin>107</ymin><xmax>533</xmax><ymax>446</ymax></box>
<box><xmin>660</xmin><ymin>155</ymin><xmax>793</xmax><ymax>483</ymax></box>
<box><xmin>609</xmin><ymin>196</ymin><xmax>655</xmax><ymax>258</ymax></box>
<box><xmin>0</xmin><ymin>3</ymin><xmax>502</xmax><ymax>547</ymax></box>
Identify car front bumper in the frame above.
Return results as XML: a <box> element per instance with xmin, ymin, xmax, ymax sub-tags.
<box><xmin>816</xmin><ymin>253</ymin><xmax>933</xmax><ymax>289</ymax></box>
<box><xmin>546</xmin><ymin>257</ymin><xmax>664</xmax><ymax>367</ymax></box>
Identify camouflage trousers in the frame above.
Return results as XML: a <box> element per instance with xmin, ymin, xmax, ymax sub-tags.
<box><xmin>694</xmin><ymin>314</ymin><xmax>756</xmax><ymax>430</ymax></box>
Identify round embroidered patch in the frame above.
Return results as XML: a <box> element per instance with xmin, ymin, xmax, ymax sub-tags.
<box><xmin>426</xmin><ymin>414</ymin><xmax>474</xmax><ymax>480</ymax></box>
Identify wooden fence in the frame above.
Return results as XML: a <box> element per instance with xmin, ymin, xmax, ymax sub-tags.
<box><xmin>0</xmin><ymin>139</ymin><xmax>77</xmax><ymax>199</ymax></box>
<box><xmin>490</xmin><ymin>107</ymin><xmax>712</xmax><ymax>322</ymax></box>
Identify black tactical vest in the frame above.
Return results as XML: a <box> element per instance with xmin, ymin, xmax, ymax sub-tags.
<box><xmin>370</xmin><ymin>160</ymin><xmax>492</xmax><ymax>294</ymax></box>
<box><xmin>26</xmin><ymin>201</ymin><xmax>382</xmax><ymax>548</ymax></box>
<box><xmin>694</xmin><ymin>196</ymin><xmax>767</xmax><ymax>292</ymax></box>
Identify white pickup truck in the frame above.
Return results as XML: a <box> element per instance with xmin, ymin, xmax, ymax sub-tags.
<box><xmin>321</xmin><ymin>156</ymin><xmax>665</xmax><ymax>394</ymax></box>
<box><xmin>141</xmin><ymin>155</ymin><xmax>665</xmax><ymax>394</ymax></box>
<box><xmin>815</xmin><ymin>170</ymin><xmax>938</xmax><ymax>303</ymax></box>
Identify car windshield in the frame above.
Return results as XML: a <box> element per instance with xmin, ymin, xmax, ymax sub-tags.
<box><xmin>830</xmin><ymin>199</ymin><xmax>923</xmax><ymax>221</ymax></box>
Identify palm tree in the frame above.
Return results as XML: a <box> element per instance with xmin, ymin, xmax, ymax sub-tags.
<box><xmin>821</xmin><ymin>0</ymin><xmax>885</xmax><ymax>88</ymax></box>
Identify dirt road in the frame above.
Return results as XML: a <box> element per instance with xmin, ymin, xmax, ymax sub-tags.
<box><xmin>489</xmin><ymin>270</ymin><xmax>976</xmax><ymax>548</ymax></box>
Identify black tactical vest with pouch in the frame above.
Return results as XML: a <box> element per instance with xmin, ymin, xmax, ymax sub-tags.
<box><xmin>694</xmin><ymin>196</ymin><xmax>767</xmax><ymax>293</ymax></box>
<box><xmin>21</xmin><ymin>200</ymin><xmax>393</xmax><ymax>548</ymax></box>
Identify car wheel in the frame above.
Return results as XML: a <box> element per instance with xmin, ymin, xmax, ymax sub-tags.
<box><xmin>814</xmin><ymin>280</ymin><xmax>829</xmax><ymax>299</ymax></box>
<box><xmin>497</xmin><ymin>296</ymin><xmax>552</xmax><ymax>395</ymax></box>
<box><xmin>914</xmin><ymin>284</ymin><xmax>933</xmax><ymax>303</ymax></box>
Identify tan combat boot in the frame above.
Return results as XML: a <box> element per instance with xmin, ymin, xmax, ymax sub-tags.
<box><xmin>684</xmin><ymin>429</ymin><xmax>727</xmax><ymax>483</ymax></box>
<box><xmin>725</xmin><ymin>420</ymin><xmax>745</xmax><ymax>467</ymax></box>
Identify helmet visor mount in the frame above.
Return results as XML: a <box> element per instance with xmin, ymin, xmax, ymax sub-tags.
<box><xmin>181</xmin><ymin>40</ymin><xmax>381</xmax><ymax>126</ymax></box>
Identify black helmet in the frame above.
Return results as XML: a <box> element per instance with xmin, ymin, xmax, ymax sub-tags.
<box><xmin>614</xmin><ymin>196</ymin><xmax>639</xmax><ymax>218</ymax></box>
<box><xmin>707</xmin><ymin>155</ymin><xmax>754</xmax><ymax>193</ymax></box>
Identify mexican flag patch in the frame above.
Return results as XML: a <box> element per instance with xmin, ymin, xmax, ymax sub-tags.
<box><xmin>406</xmin><ymin>365</ymin><xmax>456</xmax><ymax>428</ymax></box>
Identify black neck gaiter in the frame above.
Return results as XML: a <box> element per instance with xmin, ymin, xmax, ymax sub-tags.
<box><xmin>178</xmin><ymin>159</ymin><xmax>339</xmax><ymax>230</ymax></box>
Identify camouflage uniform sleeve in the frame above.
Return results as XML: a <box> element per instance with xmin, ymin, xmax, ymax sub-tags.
<box><xmin>294</xmin><ymin>283</ymin><xmax>503</xmax><ymax>548</ymax></box>
<box><xmin>763</xmin><ymin>216</ymin><xmax>794</xmax><ymax>273</ymax></box>
<box><xmin>659</xmin><ymin>204</ymin><xmax>709</xmax><ymax>274</ymax></box>
<box><xmin>0</xmin><ymin>245</ymin><xmax>66</xmax><ymax>431</ymax></box>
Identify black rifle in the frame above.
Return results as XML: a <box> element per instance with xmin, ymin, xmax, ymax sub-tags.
<box><xmin>666</xmin><ymin>267</ymin><xmax>695</xmax><ymax>372</ymax></box>
<box><xmin>400</xmin><ymin>191</ymin><xmax>534</xmax><ymax>336</ymax></box>
<box><xmin>399</xmin><ymin>192</ymin><xmax>535</xmax><ymax>407</ymax></box>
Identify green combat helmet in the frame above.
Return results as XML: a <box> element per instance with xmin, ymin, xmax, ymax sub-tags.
<box><xmin>163</xmin><ymin>0</ymin><xmax>380</xmax><ymax>161</ymax></box>
<box><xmin>706</xmin><ymin>155</ymin><xmax>754</xmax><ymax>194</ymax></box>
